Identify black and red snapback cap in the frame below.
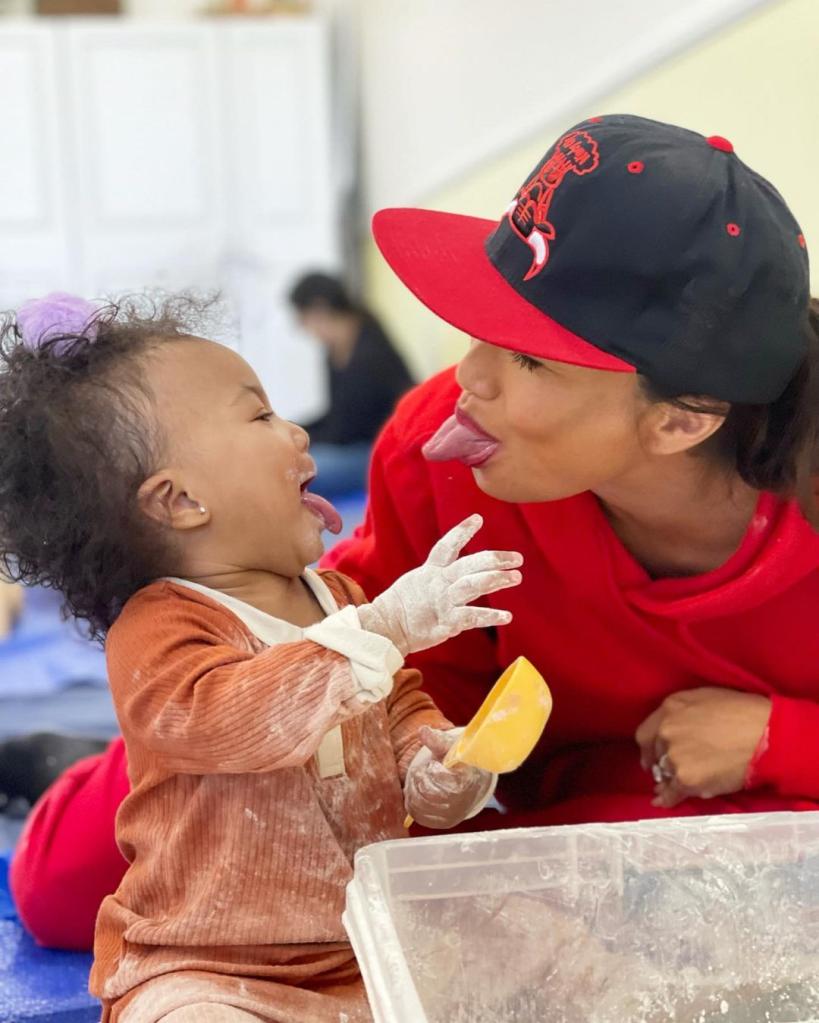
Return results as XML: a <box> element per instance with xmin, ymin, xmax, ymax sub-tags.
<box><xmin>373</xmin><ymin>114</ymin><xmax>810</xmax><ymax>403</ymax></box>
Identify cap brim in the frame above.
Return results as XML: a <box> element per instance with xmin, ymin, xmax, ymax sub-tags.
<box><xmin>373</xmin><ymin>207</ymin><xmax>634</xmax><ymax>374</ymax></box>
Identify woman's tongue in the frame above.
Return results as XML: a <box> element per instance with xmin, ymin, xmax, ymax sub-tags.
<box><xmin>422</xmin><ymin>414</ymin><xmax>499</xmax><ymax>467</ymax></box>
<box><xmin>301</xmin><ymin>490</ymin><xmax>343</xmax><ymax>535</ymax></box>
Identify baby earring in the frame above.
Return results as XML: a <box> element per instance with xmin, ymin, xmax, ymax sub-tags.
<box><xmin>198</xmin><ymin>505</ymin><xmax>207</xmax><ymax>515</ymax></box>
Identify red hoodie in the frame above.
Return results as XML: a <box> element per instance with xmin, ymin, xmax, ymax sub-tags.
<box><xmin>326</xmin><ymin>368</ymin><xmax>819</xmax><ymax>815</ymax></box>
<box><xmin>11</xmin><ymin>368</ymin><xmax>819</xmax><ymax>950</ymax></box>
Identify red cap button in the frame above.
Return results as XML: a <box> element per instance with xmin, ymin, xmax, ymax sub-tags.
<box><xmin>706</xmin><ymin>135</ymin><xmax>734</xmax><ymax>153</ymax></box>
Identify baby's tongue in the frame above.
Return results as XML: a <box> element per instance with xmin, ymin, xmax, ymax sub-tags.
<box><xmin>422</xmin><ymin>414</ymin><xmax>499</xmax><ymax>467</ymax></box>
<box><xmin>301</xmin><ymin>492</ymin><xmax>343</xmax><ymax>535</ymax></box>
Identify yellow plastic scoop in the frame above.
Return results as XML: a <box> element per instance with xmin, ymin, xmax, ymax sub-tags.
<box><xmin>404</xmin><ymin>656</ymin><xmax>552</xmax><ymax>828</ymax></box>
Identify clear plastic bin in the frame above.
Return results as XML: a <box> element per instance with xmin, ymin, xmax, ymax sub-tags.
<box><xmin>343</xmin><ymin>813</ymin><xmax>819</xmax><ymax>1022</ymax></box>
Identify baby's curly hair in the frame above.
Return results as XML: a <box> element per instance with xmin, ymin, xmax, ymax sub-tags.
<box><xmin>0</xmin><ymin>293</ymin><xmax>214</xmax><ymax>641</ymax></box>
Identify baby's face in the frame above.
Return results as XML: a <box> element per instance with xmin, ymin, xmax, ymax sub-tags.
<box><xmin>144</xmin><ymin>338</ymin><xmax>326</xmax><ymax>578</ymax></box>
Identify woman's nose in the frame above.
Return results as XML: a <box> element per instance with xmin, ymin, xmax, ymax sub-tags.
<box><xmin>456</xmin><ymin>339</ymin><xmax>500</xmax><ymax>400</ymax></box>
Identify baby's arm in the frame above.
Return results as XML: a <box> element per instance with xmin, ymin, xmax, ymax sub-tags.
<box><xmin>353</xmin><ymin>514</ymin><xmax>519</xmax><ymax>828</ymax></box>
<box><xmin>108</xmin><ymin>588</ymin><xmax>401</xmax><ymax>775</ymax></box>
<box><xmin>384</xmin><ymin>665</ymin><xmax>453</xmax><ymax>780</ymax></box>
<box><xmin>385</xmin><ymin>668</ymin><xmax>497</xmax><ymax>829</ymax></box>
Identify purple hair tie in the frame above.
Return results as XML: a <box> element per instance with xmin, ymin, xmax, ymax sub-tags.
<box><xmin>17</xmin><ymin>292</ymin><xmax>99</xmax><ymax>356</ymax></box>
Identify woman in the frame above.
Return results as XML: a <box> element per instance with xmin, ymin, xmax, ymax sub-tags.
<box><xmin>288</xmin><ymin>272</ymin><xmax>414</xmax><ymax>496</ymax></box>
<box><xmin>11</xmin><ymin>114</ymin><xmax>818</xmax><ymax>950</ymax></box>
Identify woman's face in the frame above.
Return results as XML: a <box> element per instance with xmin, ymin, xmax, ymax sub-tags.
<box><xmin>455</xmin><ymin>340</ymin><xmax>652</xmax><ymax>503</ymax></box>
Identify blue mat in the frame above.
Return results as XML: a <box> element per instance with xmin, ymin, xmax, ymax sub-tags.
<box><xmin>0</xmin><ymin>684</ymin><xmax>118</xmax><ymax>744</ymax></box>
<box><xmin>0</xmin><ymin>588</ymin><xmax>106</xmax><ymax>700</ymax></box>
<box><xmin>0</xmin><ymin>855</ymin><xmax>98</xmax><ymax>1023</ymax></box>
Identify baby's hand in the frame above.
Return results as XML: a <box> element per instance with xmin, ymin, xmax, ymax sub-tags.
<box><xmin>357</xmin><ymin>514</ymin><xmax>522</xmax><ymax>656</ymax></box>
<box><xmin>404</xmin><ymin>726</ymin><xmax>496</xmax><ymax>829</ymax></box>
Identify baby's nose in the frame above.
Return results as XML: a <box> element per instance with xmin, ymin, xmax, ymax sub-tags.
<box><xmin>290</xmin><ymin>422</ymin><xmax>310</xmax><ymax>450</ymax></box>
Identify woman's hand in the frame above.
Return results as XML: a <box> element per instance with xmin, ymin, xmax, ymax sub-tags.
<box><xmin>404</xmin><ymin>726</ymin><xmax>496</xmax><ymax>829</ymax></box>
<box><xmin>635</xmin><ymin>687</ymin><xmax>772</xmax><ymax>809</ymax></box>
<box><xmin>357</xmin><ymin>514</ymin><xmax>522</xmax><ymax>656</ymax></box>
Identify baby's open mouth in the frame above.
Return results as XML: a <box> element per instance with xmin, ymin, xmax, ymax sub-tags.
<box><xmin>299</xmin><ymin>474</ymin><xmax>343</xmax><ymax>535</ymax></box>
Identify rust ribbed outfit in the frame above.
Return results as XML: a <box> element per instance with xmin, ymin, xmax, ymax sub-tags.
<box><xmin>90</xmin><ymin>570</ymin><xmax>451</xmax><ymax>1023</ymax></box>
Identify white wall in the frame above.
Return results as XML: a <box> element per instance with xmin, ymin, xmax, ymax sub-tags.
<box><xmin>357</xmin><ymin>0</ymin><xmax>772</xmax><ymax>212</ymax></box>
<box><xmin>51</xmin><ymin>0</ymin><xmax>775</xmax><ymax>220</ymax></box>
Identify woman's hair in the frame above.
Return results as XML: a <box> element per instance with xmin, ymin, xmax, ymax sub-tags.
<box><xmin>288</xmin><ymin>271</ymin><xmax>363</xmax><ymax>317</ymax></box>
<box><xmin>0</xmin><ymin>294</ymin><xmax>213</xmax><ymax>641</ymax></box>
<box><xmin>641</xmin><ymin>298</ymin><xmax>819</xmax><ymax>527</ymax></box>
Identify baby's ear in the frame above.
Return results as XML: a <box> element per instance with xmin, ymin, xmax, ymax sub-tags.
<box><xmin>137</xmin><ymin>471</ymin><xmax>210</xmax><ymax>531</ymax></box>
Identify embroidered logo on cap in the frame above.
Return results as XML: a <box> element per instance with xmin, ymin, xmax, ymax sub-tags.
<box><xmin>505</xmin><ymin>130</ymin><xmax>600</xmax><ymax>280</ymax></box>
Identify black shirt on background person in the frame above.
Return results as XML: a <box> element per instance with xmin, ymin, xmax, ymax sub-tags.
<box><xmin>304</xmin><ymin>314</ymin><xmax>414</xmax><ymax>445</ymax></box>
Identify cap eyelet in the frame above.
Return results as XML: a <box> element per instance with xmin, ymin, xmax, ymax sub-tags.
<box><xmin>707</xmin><ymin>135</ymin><xmax>734</xmax><ymax>153</ymax></box>
<box><xmin>627</xmin><ymin>161</ymin><xmax>644</xmax><ymax>174</ymax></box>
<box><xmin>798</xmin><ymin>233</ymin><xmax>806</xmax><ymax>248</ymax></box>
<box><xmin>726</xmin><ymin>223</ymin><xmax>741</xmax><ymax>237</ymax></box>
<box><xmin>587</xmin><ymin>116</ymin><xmax>603</xmax><ymax>123</ymax></box>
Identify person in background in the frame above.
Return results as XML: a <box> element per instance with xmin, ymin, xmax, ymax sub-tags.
<box><xmin>288</xmin><ymin>272</ymin><xmax>414</xmax><ymax>496</ymax></box>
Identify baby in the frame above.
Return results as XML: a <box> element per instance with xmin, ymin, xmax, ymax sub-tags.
<box><xmin>0</xmin><ymin>294</ymin><xmax>523</xmax><ymax>1023</ymax></box>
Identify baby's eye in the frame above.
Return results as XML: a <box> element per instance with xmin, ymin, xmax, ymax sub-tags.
<box><xmin>255</xmin><ymin>411</ymin><xmax>275</xmax><ymax>422</ymax></box>
<box><xmin>511</xmin><ymin>351</ymin><xmax>543</xmax><ymax>373</ymax></box>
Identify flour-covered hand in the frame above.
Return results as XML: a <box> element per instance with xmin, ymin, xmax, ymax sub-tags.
<box><xmin>404</xmin><ymin>726</ymin><xmax>496</xmax><ymax>829</ymax></box>
<box><xmin>357</xmin><ymin>514</ymin><xmax>522</xmax><ymax>656</ymax></box>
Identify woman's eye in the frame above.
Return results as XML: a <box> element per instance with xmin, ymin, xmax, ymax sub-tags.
<box><xmin>511</xmin><ymin>352</ymin><xmax>543</xmax><ymax>373</ymax></box>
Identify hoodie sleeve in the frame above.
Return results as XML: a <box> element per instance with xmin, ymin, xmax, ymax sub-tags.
<box><xmin>746</xmin><ymin>693</ymin><xmax>819</xmax><ymax>799</ymax></box>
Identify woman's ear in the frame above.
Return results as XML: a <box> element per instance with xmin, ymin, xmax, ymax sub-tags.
<box><xmin>137</xmin><ymin>471</ymin><xmax>211</xmax><ymax>531</ymax></box>
<box><xmin>640</xmin><ymin>399</ymin><xmax>728</xmax><ymax>457</ymax></box>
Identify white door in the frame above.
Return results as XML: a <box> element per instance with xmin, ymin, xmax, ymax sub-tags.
<box><xmin>64</xmin><ymin>21</ymin><xmax>228</xmax><ymax>298</ymax></box>
<box><xmin>0</xmin><ymin>25</ymin><xmax>71</xmax><ymax>307</ymax></box>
